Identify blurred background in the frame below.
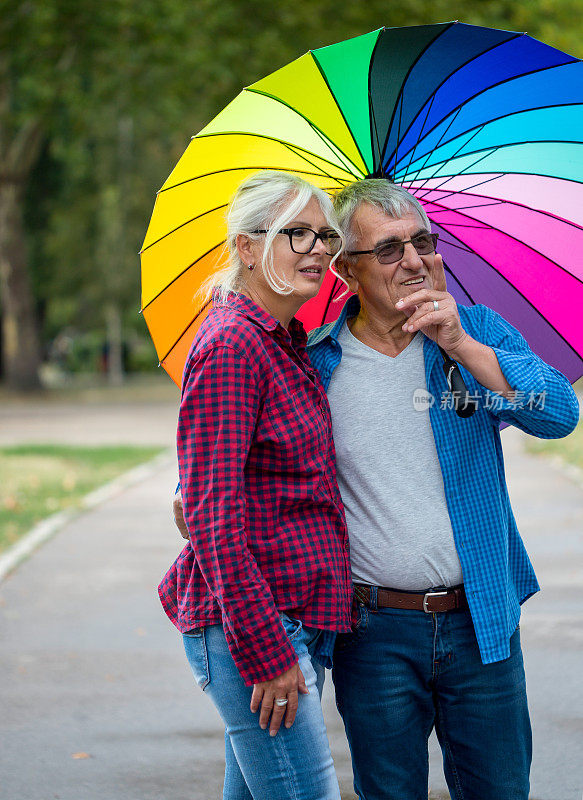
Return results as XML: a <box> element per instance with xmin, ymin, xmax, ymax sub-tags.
<box><xmin>1</xmin><ymin>5</ymin><xmax>582</xmax><ymax>798</ymax></box>
<box><xmin>1</xmin><ymin>0</ymin><xmax>582</xmax><ymax>394</ymax></box>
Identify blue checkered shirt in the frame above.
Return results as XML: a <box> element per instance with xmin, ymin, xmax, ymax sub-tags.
<box><xmin>309</xmin><ymin>296</ymin><xmax>579</xmax><ymax>664</ymax></box>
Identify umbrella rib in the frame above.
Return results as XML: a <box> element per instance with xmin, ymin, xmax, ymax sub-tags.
<box><xmin>244</xmin><ymin>88</ymin><xmax>364</xmax><ymax>177</ymax></box>
<box><xmin>442</xmin><ymin>261</ymin><xmax>478</xmax><ymax>304</ymax></box>
<box><xmin>428</xmin><ymin>197</ymin><xmax>583</xmax><ymax>286</ymax></box>
<box><xmin>279</xmin><ymin>141</ymin><xmax>345</xmax><ymax>183</ymax></box>
<box><xmin>143</xmin><ymin>155</ymin><xmax>349</xmax><ymax>254</ymax></box>
<box><xmin>369</xmin><ymin>87</ymin><xmax>383</xmax><ymax>174</ymax></box>
<box><xmin>368</xmin><ymin>28</ymin><xmax>386</xmax><ymax>175</ymax></box>
<box><xmin>435</xmin><ymin>238</ymin><xmax>475</xmax><ymax>254</ymax></box>
<box><xmin>389</xmin><ymin>51</ymin><xmax>579</xmax><ymax>173</ymax></box>
<box><xmin>308</xmin><ymin>51</ymin><xmax>371</xmax><ymax>175</ymax></box>
<box><xmin>407</xmin><ymin>172</ymin><xmax>506</xmax><ymax>202</ymax></box>
<box><xmin>400</xmin><ymin>107</ymin><xmax>463</xmax><ymax>188</ymax></box>
<box><xmin>159</xmin><ymin>300</ymin><xmax>212</xmax><ymax>367</ymax></box>
<box><xmin>431</xmin><ymin>222</ymin><xmax>583</xmax><ymax>363</ymax></box>
<box><xmin>379</xmin><ymin>22</ymin><xmax>455</xmax><ymax>169</ymax></box>
<box><xmin>305</xmin><ymin>123</ymin><xmax>362</xmax><ymax>176</ymax></box>
<box><xmin>406</xmin><ymin>134</ymin><xmax>583</xmax><ymax>176</ymax></box>
<box><xmin>160</xmin><ymin>133</ymin><xmax>358</xmax><ymax>193</ymax></box>
<box><xmin>384</xmin><ymin>31</ymin><xmax>524</xmax><ymax>170</ymax></box>
<box><xmin>429</xmin><ymin>200</ymin><xmax>505</xmax><ymax>213</ymax></box>
<box><xmin>158</xmin><ymin>163</ymin><xmax>340</xmax><ymax>195</ymax></box>
<box><xmin>141</xmin><ymin>242</ymin><xmax>225</xmax><ymax>314</ymax></box>
<box><xmin>406</xmin><ymin>136</ymin><xmax>583</xmax><ymax>198</ymax></box>
<box><xmin>399</xmin><ymin>89</ymin><xmax>438</xmax><ymax>185</ymax></box>
<box><xmin>319</xmin><ymin>276</ymin><xmax>342</xmax><ymax>326</ymax></box>
<box><xmin>392</xmin><ymin>92</ymin><xmax>405</xmax><ymax>181</ymax></box>
<box><xmin>395</xmin><ymin>101</ymin><xmax>583</xmax><ymax>179</ymax></box>
<box><xmin>413</xmin><ymin>143</ymin><xmax>505</xmax><ymax>197</ymax></box>
<box><xmin>408</xmin><ymin>171</ymin><xmax>506</xmax><ymax>202</ymax></box>
<box><xmin>141</xmin><ymin>204</ymin><xmax>228</xmax><ymax>254</ymax></box>
<box><xmin>422</xmin><ymin>186</ymin><xmax>583</xmax><ymax>236</ymax></box>
<box><xmin>410</xmin><ymin>123</ymin><xmax>489</xmax><ymax>193</ymax></box>
<box><xmin>437</xmin><ymin>221</ymin><xmax>492</xmax><ymax>229</ymax></box>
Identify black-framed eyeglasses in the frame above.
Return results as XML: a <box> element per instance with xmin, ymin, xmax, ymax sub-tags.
<box><xmin>253</xmin><ymin>227</ymin><xmax>342</xmax><ymax>256</ymax></box>
<box><xmin>347</xmin><ymin>232</ymin><xmax>438</xmax><ymax>264</ymax></box>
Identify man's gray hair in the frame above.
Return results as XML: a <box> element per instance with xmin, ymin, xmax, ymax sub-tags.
<box><xmin>334</xmin><ymin>179</ymin><xmax>431</xmax><ymax>254</ymax></box>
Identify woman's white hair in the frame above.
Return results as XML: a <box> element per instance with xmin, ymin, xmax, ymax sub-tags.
<box><xmin>201</xmin><ymin>170</ymin><xmax>344</xmax><ymax>305</ymax></box>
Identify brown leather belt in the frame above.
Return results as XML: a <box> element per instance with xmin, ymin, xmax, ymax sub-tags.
<box><xmin>353</xmin><ymin>583</ymin><xmax>467</xmax><ymax>613</ymax></box>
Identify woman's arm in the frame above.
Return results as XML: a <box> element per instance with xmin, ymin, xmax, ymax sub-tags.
<box><xmin>178</xmin><ymin>344</ymin><xmax>298</xmax><ymax>687</ymax></box>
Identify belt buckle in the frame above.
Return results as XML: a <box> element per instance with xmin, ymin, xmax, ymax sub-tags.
<box><xmin>423</xmin><ymin>590</ymin><xmax>449</xmax><ymax>613</ymax></box>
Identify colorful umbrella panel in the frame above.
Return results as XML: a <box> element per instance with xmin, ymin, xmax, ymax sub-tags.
<box><xmin>141</xmin><ymin>22</ymin><xmax>583</xmax><ymax>388</ymax></box>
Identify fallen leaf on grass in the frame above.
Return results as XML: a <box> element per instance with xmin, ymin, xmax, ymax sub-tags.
<box><xmin>4</xmin><ymin>494</ymin><xmax>20</xmax><ymax>511</ymax></box>
<box><xmin>62</xmin><ymin>474</ymin><xmax>77</xmax><ymax>491</ymax></box>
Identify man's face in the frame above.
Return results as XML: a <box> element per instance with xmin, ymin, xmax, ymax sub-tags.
<box><xmin>343</xmin><ymin>204</ymin><xmax>439</xmax><ymax>318</ymax></box>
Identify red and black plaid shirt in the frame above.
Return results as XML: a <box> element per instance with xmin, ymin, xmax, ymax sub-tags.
<box><xmin>158</xmin><ymin>292</ymin><xmax>352</xmax><ymax>686</ymax></box>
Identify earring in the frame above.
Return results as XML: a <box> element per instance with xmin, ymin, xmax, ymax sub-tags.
<box><xmin>248</xmin><ymin>263</ymin><xmax>255</xmax><ymax>271</ymax></box>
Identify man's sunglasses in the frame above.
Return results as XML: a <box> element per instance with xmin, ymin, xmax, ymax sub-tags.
<box><xmin>347</xmin><ymin>232</ymin><xmax>438</xmax><ymax>264</ymax></box>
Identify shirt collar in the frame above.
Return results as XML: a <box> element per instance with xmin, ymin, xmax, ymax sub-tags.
<box><xmin>308</xmin><ymin>293</ymin><xmax>441</xmax><ymax>370</ymax></box>
<box><xmin>308</xmin><ymin>294</ymin><xmax>361</xmax><ymax>347</ymax></box>
<box><xmin>213</xmin><ymin>288</ymin><xmax>307</xmax><ymax>348</ymax></box>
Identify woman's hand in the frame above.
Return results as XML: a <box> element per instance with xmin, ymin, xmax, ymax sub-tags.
<box><xmin>250</xmin><ymin>663</ymin><xmax>309</xmax><ymax>736</ymax></box>
<box><xmin>173</xmin><ymin>490</ymin><xmax>189</xmax><ymax>540</ymax></box>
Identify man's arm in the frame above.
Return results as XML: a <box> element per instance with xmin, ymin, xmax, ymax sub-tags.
<box><xmin>470</xmin><ymin>305</ymin><xmax>579</xmax><ymax>438</ymax></box>
<box><xmin>396</xmin><ymin>259</ymin><xmax>579</xmax><ymax>438</ymax></box>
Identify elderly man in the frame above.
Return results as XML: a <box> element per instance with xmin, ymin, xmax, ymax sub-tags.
<box><xmin>174</xmin><ymin>179</ymin><xmax>579</xmax><ymax>800</ymax></box>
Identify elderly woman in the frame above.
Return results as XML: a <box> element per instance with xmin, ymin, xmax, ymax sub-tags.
<box><xmin>159</xmin><ymin>170</ymin><xmax>352</xmax><ymax>800</ymax></box>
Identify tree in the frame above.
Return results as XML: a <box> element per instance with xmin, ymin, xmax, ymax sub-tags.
<box><xmin>0</xmin><ymin>0</ymin><xmax>206</xmax><ymax>388</ymax></box>
<box><xmin>4</xmin><ymin>0</ymin><xmax>581</xmax><ymax>389</ymax></box>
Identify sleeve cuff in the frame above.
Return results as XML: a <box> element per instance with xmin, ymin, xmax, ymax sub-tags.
<box><xmin>491</xmin><ymin>346</ymin><xmax>546</xmax><ymax>396</ymax></box>
<box><xmin>225</xmin><ymin>624</ymin><xmax>299</xmax><ymax>687</ymax></box>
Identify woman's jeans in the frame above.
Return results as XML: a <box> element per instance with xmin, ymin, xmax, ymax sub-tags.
<box><xmin>333</xmin><ymin>604</ymin><xmax>532</xmax><ymax>800</ymax></box>
<box><xmin>183</xmin><ymin>615</ymin><xmax>340</xmax><ymax>800</ymax></box>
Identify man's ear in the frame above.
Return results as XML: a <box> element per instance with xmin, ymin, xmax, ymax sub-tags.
<box><xmin>336</xmin><ymin>257</ymin><xmax>359</xmax><ymax>293</ymax></box>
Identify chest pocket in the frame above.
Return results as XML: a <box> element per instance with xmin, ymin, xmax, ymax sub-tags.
<box><xmin>259</xmin><ymin>369</ymin><xmax>329</xmax><ymax>471</ymax></box>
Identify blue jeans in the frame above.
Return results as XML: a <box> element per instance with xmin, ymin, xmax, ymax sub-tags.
<box><xmin>183</xmin><ymin>614</ymin><xmax>340</xmax><ymax>800</ymax></box>
<box><xmin>332</xmin><ymin>604</ymin><xmax>531</xmax><ymax>800</ymax></box>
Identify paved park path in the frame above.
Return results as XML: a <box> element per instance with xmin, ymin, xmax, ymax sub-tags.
<box><xmin>0</xmin><ymin>393</ymin><xmax>582</xmax><ymax>799</ymax></box>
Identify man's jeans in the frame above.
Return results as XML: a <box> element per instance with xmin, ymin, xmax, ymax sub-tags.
<box><xmin>183</xmin><ymin>614</ymin><xmax>340</xmax><ymax>800</ymax></box>
<box><xmin>332</xmin><ymin>604</ymin><xmax>532</xmax><ymax>800</ymax></box>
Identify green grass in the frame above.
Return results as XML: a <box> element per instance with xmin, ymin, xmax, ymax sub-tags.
<box><xmin>0</xmin><ymin>444</ymin><xmax>165</xmax><ymax>553</ymax></box>
<box><xmin>525</xmin><ymin>415</ymin><xmax>583</xmax><ymax>470</ymax></box>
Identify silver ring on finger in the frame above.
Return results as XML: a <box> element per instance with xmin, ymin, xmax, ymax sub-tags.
<box><xmin>275</xmin><ymin>697</ymin><xmax>288</xmax><ymax>707</ymax></box>
<box><xmin>433</xmin><ymin>300</ymin><xmax>439</xmax><ymax>312</ymax></box>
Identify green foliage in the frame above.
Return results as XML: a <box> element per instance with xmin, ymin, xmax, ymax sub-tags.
<box><xmin>5</xmin><ymin>0</ymin><xmax>583</xmax><ymax>372</ymax></box>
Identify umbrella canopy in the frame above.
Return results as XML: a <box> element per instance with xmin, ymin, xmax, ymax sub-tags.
<box><xmin>141</xmin><ymin>22</ymin><xmax>583</xmax><ymax>387</ymax></box>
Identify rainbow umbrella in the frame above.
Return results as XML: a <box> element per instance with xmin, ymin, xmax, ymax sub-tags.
<box><xmin>141</xmin><ymin>22</ymin><xmax>583</xmax><ymax>387</ymax></box>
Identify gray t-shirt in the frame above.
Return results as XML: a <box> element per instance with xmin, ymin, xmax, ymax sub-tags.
<box><xmin>326</xmin><ymin>321</ymin><xmax>463</xmax><ymax>590</ymax></box>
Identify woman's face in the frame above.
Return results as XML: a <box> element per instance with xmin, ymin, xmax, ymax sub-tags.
<box><xmin>245</xmin><ymin>196</ymin><xmax>335</xmax><ymax>303</ymax></box>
